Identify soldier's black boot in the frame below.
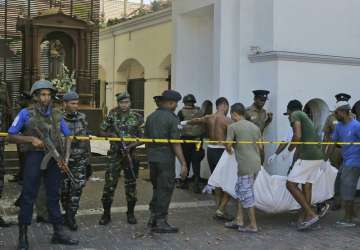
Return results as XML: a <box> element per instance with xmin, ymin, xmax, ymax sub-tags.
<box><xmin>99</xmin><ymin>204</ymin><xmax>111</xmax><ymax>225</ymax></box>
<box><xmin>127</xmin><ymin>202</ymin><xmax>137</xmax><ymax>225</ymax></box>
<box><xmin>178</xmin><ymin>179</ymin><xmax>189</xmax><ymax>189</ymax></box>
<box><xmin>147</xmin><ymin>214</ymin><xmax>157</xmax><ymax>228</ymax></box>
<box><xmin>18</xmin><ymin>225</ymin><xmax>29</xmax><ymax>250</ymax></box>
<box><xmin>152</xmin><ymin>218</ymin><xmax>179</xmax><ymax>234</ymax></box>
<box><xmin>64</xmin><ymin>210</ymin><xmax>78</xmax><ymax>231</ymax></box>
<box><xmin>51</xmin><ymin>224</ymin><xmax>79</xmax><ymax>245</ymax></box>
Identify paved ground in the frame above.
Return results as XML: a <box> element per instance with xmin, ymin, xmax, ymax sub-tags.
<box><xmin>1</xmin><ymin>170</ymin><xmax>360</xmax><ymax>250</ymax></box>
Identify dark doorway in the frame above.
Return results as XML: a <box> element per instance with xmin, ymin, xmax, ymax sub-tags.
<box><xmin>127</xmin><ymin>78</ymin><xmax>145</xmax><ymax>115</ymax></box>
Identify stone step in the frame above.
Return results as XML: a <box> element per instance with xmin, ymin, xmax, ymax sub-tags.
<box><xmin>3</xmin><ymin>150</ymin><xmax>148</xmax><ymax>174</ymax></box>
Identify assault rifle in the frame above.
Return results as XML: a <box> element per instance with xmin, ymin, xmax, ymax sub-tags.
<box><xmin>113</xmin><ymin>125</ymin><xmax>137</xmax><ymax>181</ymax></box>
<box><xmin>33</xmin><ymin>126</ymin><xmax>81</xmax><ymax>189</ymax></box>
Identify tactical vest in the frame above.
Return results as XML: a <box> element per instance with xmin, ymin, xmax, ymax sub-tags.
<box><xmin>180</xmin><ymin>106</ymin><xmax>205</xmax><ymax>138</ymax></box>
<box><xmin>22</xmin><ymin>107</ymin><xmax>64</xmax><ymax>152</ymax></box>
<box><xmin>64</xmin><ymin>112</ymin><xmax>90</xmax><ymax>157</ymax></box>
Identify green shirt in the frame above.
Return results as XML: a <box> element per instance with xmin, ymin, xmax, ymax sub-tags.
<box><xmin>145</xmin><ymin>108</ymin><xmax>181</xmax><ymax>163</ymax></box>
<box><xmin>289</xmin><ymin>111</ymin><xmax>324</xmax><ymax>160</ymax></box>
<box><xmin>226</xmin><ymin>119</ymin><xmax>261</xmax><ymax>176</ymax></box>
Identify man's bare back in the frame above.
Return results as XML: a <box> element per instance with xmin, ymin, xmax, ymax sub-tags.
<box><xmin>190</xmin><ymin>112</ymin><xmax>231</xmax><ymax>141</ymax></box>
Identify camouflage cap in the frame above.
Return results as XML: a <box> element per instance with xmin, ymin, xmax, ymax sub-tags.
<box><xmin>116</xmin><ymin>91</ymin><xmax>130</xmax><ymax>102</ymax></box>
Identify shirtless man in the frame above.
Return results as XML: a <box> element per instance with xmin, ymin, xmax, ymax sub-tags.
<box><xmin>182</xmin><ymin>97</ymin><xmax>232</xmax><ymax>220</ymax></box>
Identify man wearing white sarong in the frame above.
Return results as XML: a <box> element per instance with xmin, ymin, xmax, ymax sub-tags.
<box><xmin>224</xmin><ymin>103</ymin><xmax>263</xmax><ymax>233</ymax></box>
<box><xmin>284</xmin><ymin>100</ymin><xmax>326</xmax><ymax>231</ymax></box>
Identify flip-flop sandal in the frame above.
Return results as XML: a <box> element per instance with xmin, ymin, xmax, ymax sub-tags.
<box><xmin>319</xmin><ymin>203</ymin><xmax>330</xmax><ymax>218</ymax></box>
<box><xmin>238</xmin><ymin>227</ymin><xmax>258</xmax><ymax>233</ymax></box>
<box><xmin>225</xmin><ymin>221</ymin><xmax>244</xmax><ymax>229</ymax></box>
<box><xmin>335</xmin><ymin>220</ymin><xmax>356</xmax><ymax>228</ymax></box>
<box><xmin>297</xmin><ymin>216</ymin><xmax>319</xmax><ymax>231</ymax></box>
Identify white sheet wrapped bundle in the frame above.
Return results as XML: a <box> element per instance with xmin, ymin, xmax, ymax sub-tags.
<box><xmin>207</xmin><ymin>152</ymin><xmax>338</xmax><ymax>213</ymax></box>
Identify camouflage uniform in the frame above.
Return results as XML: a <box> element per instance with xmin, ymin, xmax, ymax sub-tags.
<box><xmin>61</xmin><ymin>112</ymin><xmax>91</xmax><ymax>214</ymax></box>
<box><xmin>100</xmin><ymin>107</ymin><xmax>143</xmax><ymax>208</ymax></box>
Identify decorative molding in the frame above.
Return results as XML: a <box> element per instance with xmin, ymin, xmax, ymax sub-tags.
<box><xmin>100</xmin><ymin>8</ymin><xmax>172</xmax><ymax>39</ymax></box>
<box><xmin>248</xmin><ymin>51</ymin><xmax>360</xmax><ymax>66</ymax></box>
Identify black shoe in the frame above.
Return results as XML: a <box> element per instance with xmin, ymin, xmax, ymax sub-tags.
<box><xmin>193</xmin><ymin>179</ymin><xmax>202</xmax><ymax>194</ymax></box>
<box><xmin>152</xmin><ymin>219</ymin><xmax>179</xmax><ymax>233</ymax></box>
<box><xmin>51</xmin><ymin>224</ymin><xmax>79</xmax><ymax>245</ymax></box>
<box><xmin>8</xmin><ymin>175</ymin><xmax>20</xmax><ymax>183</ymax></box>
<box><xmin>36</xmin><ymin>216</ymin><xmax>49</xmax><ymax>224</ymax></box>
<box><xmin>0</xmin><ymin>217</ymin><xmax>11</xmax><ymax>227</ymax></box>
<box><xmin>99</xmin><ymin>207</ymin><xmax>111</xmax><ymax>225</ymax></box>
<box><xmin>178</xmin><ymin>180</ymin><xmax>189</xmax><ymax>190</ymax></box>
<box><xmin>127</xmin><ymin>212</ymin><xmax>137</xmax><ymax>225</ymax></box>
<box><xmin>64</xmin><ymin>211</ymin><xmax>78</xmax><ymax>231</ymax></box>
<box><xmin>147</xmin><ymin>215</ymin><xmax>157</xmax><ymax>228</ymax></box>
<box><xmin>18</xmin><ymin>225</ymin><xmax>29</xmax><ymax>250</ymax></box>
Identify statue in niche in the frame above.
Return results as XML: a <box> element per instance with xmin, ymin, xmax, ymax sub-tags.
<box><xmin>49</xmin><ymin>40</ymin><xmax>65</xmax><ymax>79</ymax></box>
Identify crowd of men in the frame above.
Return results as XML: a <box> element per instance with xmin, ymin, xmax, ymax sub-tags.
<box><xmin>0</xmin><ymin>79</ymin><xmax>360</xmax><ymax>249</ymax></box>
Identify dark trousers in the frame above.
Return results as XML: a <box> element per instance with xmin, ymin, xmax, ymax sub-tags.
<box><xmin>181</xmin><ymin>143</ymin><xmax>204</xmax><ymax>179</ymax></box>
<box><xmin>19</xmin><ymin>151</ymin><xmax>62</xmax><ymax>225</ymax></box>
<box><xmin>207</xmin><ymin>147</ymin><xmax>225</xmax><ymax>173</ymax></box>
<box><xmin>149</xmin><ymin>161</ymin><xmax>175</xmax><ymax>220</ymax></box>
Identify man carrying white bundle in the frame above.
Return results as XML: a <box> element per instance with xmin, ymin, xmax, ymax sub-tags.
<box><xmin>224</xmin><ymin>103</ymin><xmax>264</xmax><ymax>233</ymax></box>
<box><xmin>284</xmin><ymin>100</ymin><xmax>326</xmax><ymax>231</ymax></box>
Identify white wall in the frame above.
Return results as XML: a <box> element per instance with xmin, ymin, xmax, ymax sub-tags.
<box><xmin>277</xmin><ymin>61</ymin><xmax>360</xmax><ymax>138</ymax></box>
<box><xmin>274</xmin><ymin>0</ymin><xmax>360</xmax><ymax>57</ymax></box>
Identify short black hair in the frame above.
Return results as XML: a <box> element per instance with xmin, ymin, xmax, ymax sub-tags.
<box><xmin>230</xmin><ymin>103</ymin><xmax>246</xmax><ymax>116</ymax></box>
<box><xmin>287</xmin><ymin>100</ymin><xmax>303</xmax><ymax>112</ymax></box>
<box><xmin>216</xmin><ymin>97</ymin><xmax>229</xmax><ymax>107</ymax></box>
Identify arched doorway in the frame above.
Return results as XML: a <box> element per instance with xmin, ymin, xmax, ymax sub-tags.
<box><xmin>352</xmin><ymin>101</ymin><xmax>360</xmax><ymax>121</ymax></box>
<box><xmin>117</xmin><ymin>58</ymin><xmax>145</xmax><ymax>114</ymax></box>
<box><xmin>160</xmin><ymin>54</ymin><xmax>171</xmax><ymax>89</ymax></box>
<box><xmin>303</xmin><ymin>98</ymin><xmax>330</xmax><ymax>138</ymax></box>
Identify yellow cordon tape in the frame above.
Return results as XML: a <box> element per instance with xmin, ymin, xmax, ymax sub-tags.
<box><xmin>2</xmin><ymin>132</ymin><xmax>360</xmax><ymax>149</ymax></box>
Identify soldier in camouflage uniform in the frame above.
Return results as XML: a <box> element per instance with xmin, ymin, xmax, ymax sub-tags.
<box><xmin>99</xmin><ymin>92</ymin><xmax>143</xmax><ymax>225</ymax></box>
<box><xmin>0</xmin><ymin>76</ymin><xmax>11</xmax><ymax>227</ymax></box>
<box><xmin>61</xmin><ymin>91</ymin><xmax>91</xmax><ymax>231</ymax></box>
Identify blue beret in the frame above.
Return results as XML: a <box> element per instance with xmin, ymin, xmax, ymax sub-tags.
<box><xmin>63</xmin><ymin>91</ymin><xmax>79</xmax><ymax>102</ymax></box>
<box><xmin>159</xmin><ymin>90</ymin><xmax>182</xmax><ymax>102</ymax></box>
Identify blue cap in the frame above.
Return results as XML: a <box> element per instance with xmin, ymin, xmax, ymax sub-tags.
<box><xmin>63</xmin><ymin>91</ymin><xmax>79</xmax><ymax>102</ymax></box>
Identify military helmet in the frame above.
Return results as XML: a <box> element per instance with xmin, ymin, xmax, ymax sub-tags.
<box><xmin>183</xmin><ymin>94</ymin><xmax>197</xmax><ymax>103</ymax></box>
<box><xmin>30</xmin><ymin>80</ymin><xmax>57</xmax><ymax>96</ymax></box>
